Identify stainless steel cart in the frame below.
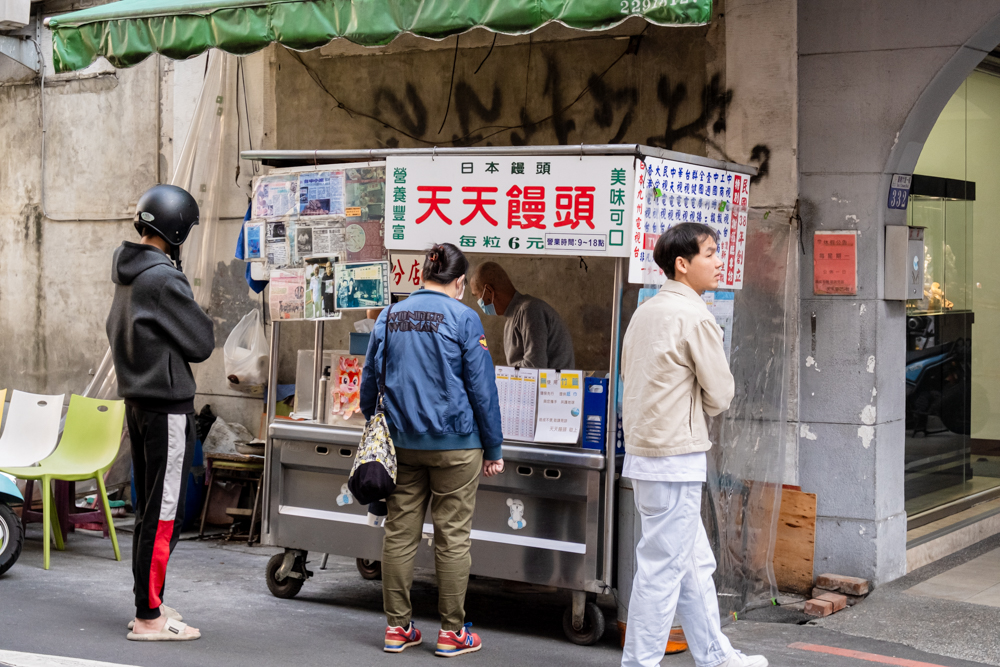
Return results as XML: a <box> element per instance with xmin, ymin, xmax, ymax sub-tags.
<box><xmin>246</xmin><ymin>144</ymin><xmax>753</xmax><ymax>645</ymax></box>
<box><xmin>259</xmin><ymin>250</ymin><xmax>622</xmax><ymax>644</ymax></box>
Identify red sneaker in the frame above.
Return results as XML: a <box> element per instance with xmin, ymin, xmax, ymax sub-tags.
<box><xmin>384</xmin><ymin>622</ymin><xmax>422</xmax><ymax>653</ymax></box>
<box><xmin>435</xmin><ymin>623</ymin><xmax>482</xmax><ymax>657</ymax></box>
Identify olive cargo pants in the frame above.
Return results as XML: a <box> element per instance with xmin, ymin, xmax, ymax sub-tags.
<box><xmin>382</xmin><ymin>447</ymin><xmax>482</xmax><ymax>632</ymax></box>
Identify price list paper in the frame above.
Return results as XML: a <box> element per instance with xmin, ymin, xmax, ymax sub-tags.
<box><xmin>494</xmin><ymin>366</ymin><xmax>538</xmax><ymax>441</ymax></box>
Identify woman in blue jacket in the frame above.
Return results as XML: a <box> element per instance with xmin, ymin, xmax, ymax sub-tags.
<box><xmin>360</xmin><ymin>243</ymin><xmax>503</xmax><ymax>658</ymax></box>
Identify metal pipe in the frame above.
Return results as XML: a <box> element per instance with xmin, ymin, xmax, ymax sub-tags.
<box><xmin>240</xmin><ymin>144</ymin><xmax>758</xmax><ymax>176</ymax></box>
<box><xmin>601</xmin><ymin>257</ymin><xmax>625</xmax><ymax>590</ymax></box>
<box><xmin>262</xmin><ymin>320</ymin><xmax>281</xmax><ymax>535</ymax></box>
<box><xmin>312</xmin><ymin>319</ymin><xmax>325</xmax><ymax>421</ymax></box>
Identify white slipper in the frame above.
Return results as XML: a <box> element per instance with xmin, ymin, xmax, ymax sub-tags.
<box><xmin>126</xmin><ymin>617</ymin><xmax>200</xmax><ymax>641</ymax></box>
<box><xmin>128</xmin><ymin>604</ymin><xmax>182</xmax><ymax>630</ymax></box>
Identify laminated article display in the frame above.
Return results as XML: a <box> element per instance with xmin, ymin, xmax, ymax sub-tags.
<box><xmin>334</xmin><ymin>261</ymin><xmax>390</xmax><ymax>310</ymax></box>
<box><xmin>299</xmin><ymin>171</ymin><xmax>346</xmax><ymax>217</ymax></box>
<box><xmin>304</xmin><ymin>257</ymin><xmax>341</xmax><ymax>320</ymax></box>
<box><xmin>268</xmin><ymin>269</ymin><xmax>305</xmax><ymax>320</ymax></box>
<box><xmin>245</xmin><ymin>221</ymin><xmax>264</xmax><ymax>260</ymax></box>
<box><xmin>494</xmin><ymin>366</ymin><xmax>538</xmax><ymax>441</ymax></box>
<box><xmin>250</xmin><ymin>164</ymin><xmax>388</xmax><ymax>317</ymax></box>
<box><xmin>385</xmin><ymin>156</ymin><xmax>635</xmax><ymax>256</ymax></box>
<box><xmin>627</xmin><ymin>157</ymin><xmax>751</xmax><ymax>288</ymax></box>
<box><xmin>253</xmin><ymin>175</ymin><xmax>298</xmax><ymax>219</ymax></box>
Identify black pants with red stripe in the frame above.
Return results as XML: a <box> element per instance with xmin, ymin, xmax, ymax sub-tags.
<box><xmin>127</xmin><ymin>407</ymin><xmax>195</xmax><ymax>620</ymax></box>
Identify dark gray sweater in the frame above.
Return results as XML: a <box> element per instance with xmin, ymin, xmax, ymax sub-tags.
<box><xmin>503</xmin><ymin>292</ymin><xmax>575</xmax><ymax>370</ymax></box>
<box><xmin>106</xmin><ymin>242</ymin><xmax>215</xmax><ymax>412</ymax></box>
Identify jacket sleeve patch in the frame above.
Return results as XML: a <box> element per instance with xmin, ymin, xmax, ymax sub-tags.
<box><xmin>479</xmin><ymin>335</ymin><xmax>489</xmax><ymax>351</ymax></box>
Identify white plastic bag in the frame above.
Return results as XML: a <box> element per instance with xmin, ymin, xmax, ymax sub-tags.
<box><xmin>224</xmin><ymin>309</ymin><xmax>268</xmax><ymax>391</ymax></box>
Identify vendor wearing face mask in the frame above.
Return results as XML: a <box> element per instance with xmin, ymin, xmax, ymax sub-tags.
<box><xmin>469</xmin><ymin>262</ymin><xmax>575</xmax><ymax>370</ymax></box>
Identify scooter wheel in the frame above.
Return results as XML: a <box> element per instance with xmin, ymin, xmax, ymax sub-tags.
<box><xmin>0</xmin><ymin>503</ymin><xmax>23</xmax><ymax>577</ymax></box>
<box><xmin>562</xmin><ymin>601</ymin><xmax>606</xmax><ymax>646</ymax></box>
<box><xmin>356</xmin><ymin>558</ymin><xmax>382</xmax><ymax>580</ymax></box>
<box><xmin>266</xmin><ymin>552</ymin><xmax>304</xmax><ymax>599</ymax></box>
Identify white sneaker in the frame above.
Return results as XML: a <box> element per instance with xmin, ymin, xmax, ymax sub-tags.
<box><xmin>717</xmin><ymin>649</ymin><xmax>768</xmax><ymax>667</ymax></box>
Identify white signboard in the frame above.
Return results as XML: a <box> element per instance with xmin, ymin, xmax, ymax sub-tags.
<box><xmin>385</xmin><ymin>156</ymin><xmax>635</xmax><ymax>256</ymax></box>
<box><xmin>388</xmin><ymin>252</ymin><xmax>425</xmax><ymax>294</ymax></box>
<box><xmin>627</xmin><ymin>157</ymin><xmax>751</xmax><ymax>289</ymax></box>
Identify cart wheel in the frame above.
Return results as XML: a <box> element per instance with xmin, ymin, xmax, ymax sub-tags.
<box><xmin>266</xmin><ymin>552</ymin><xmax>304</xmax><ymax>599</ymax></box>
<box><xmin>0</xmin><ymin>503</ymin><xmax>23</xmax><ymax>577</ymax></box>
<box><xmin>356</xmin><ymin>558</ymin><xmax>382</xmax><ymax>580</ymax></box>
<box><xmin>562</xmin><ymin>602</ymin><xmax>606</xmax><ymax>646</ymax></box>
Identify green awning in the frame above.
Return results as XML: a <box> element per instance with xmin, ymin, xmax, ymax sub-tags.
<box><xmin>47</xmin><ymin>0</ymin><xmax>712</xmax><ymax>73</ymax></box>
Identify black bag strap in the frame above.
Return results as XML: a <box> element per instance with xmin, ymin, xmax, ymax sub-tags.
<box><xmin>376</xmin><ymin>302</ymin><xmax>395</xmax><ymax>410</ymax></box>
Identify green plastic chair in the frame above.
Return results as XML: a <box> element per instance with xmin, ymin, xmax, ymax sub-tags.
<box><xmin>0</xmin><ymin>395</ymin><xmax>125</xmax><ymax>569</ymax></box>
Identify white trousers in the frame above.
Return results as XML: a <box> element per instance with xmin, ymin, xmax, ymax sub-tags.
<box><xmin>621</xmin><ymin>480</ymin><xmax>733</xmax><ymax>667</ymax></box>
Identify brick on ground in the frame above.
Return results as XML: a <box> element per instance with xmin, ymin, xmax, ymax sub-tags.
<box><xmin>814</xmin><ymin>573</ymin><xmax>870</xmax><ymax>596</ymax></box>
<box><xmin>814</xmin><ymin>591</ymin><xmax>847</xmax><ymax>612</ymax></box>
<box><xmin>812</xmin><ymin>587</ymin><xmax>865</xmax><ymax>606</ymax></box>
<box><xmin>804</xmin><ymin>598</ymin><xmax>834</xmax><ymax>617</ymax></box>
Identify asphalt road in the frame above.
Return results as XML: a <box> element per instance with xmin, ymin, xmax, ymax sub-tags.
<box><xmin>0</xmin><ymin>522</ymin><xmax>995</xmax><ymax>667</ymax></box>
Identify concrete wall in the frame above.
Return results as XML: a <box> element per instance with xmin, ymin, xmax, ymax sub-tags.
<box><xmin>0</xmin><ymin>20</ymin><xmax>270</xmax><ymax>434</ymax></box>
<box><xmin>265</xmin><ymin>4</ymin><xmax>789</xmax><ymax>377</ymax></box>
<box><xmin>722</xmin><ymin>0</ymin><xmax>799</xmax><ymax>485</ymax></box>
<box><xmin>796</xmin><ymin>0</ymin><xmax>1000</xmax><ymax>585</ymax></box>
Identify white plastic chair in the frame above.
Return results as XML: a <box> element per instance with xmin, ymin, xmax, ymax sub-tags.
<box><xmin>0</xmin><ymin>390</ymin><xmax>65</xmax><ymax>467</ymax></box>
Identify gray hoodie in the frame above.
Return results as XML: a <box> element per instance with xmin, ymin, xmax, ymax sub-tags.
<box><xmin>106</xmin><ymin>242</ymin><xmax>215</xmax><ymax>412</ymax></box>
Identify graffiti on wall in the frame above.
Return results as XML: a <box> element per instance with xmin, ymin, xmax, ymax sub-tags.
<box><xmin>290</xmin><ymin>39</ymin><xmax>771</xmax><ymax>183</ymax></box>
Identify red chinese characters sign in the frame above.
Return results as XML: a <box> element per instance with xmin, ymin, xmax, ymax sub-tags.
<box><xmin>813</xmin><ymin>231</ymin><xmax>858</xmax><ymax>295</ymax></box>
<box><xmin>388</xmin><ymin>252</ymin><xmax>424</xmax><ymax>294</ymax></box>
<box><xmin>385</xmin><ymin>156</ymin><xmax>635</xmax><ymax>257</ymax></box>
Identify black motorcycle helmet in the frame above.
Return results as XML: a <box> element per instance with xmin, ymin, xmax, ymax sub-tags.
<box><xmin>134</xmin><ymin>184</ymin><xmax>200</xmax><ymax>246</ymax></box>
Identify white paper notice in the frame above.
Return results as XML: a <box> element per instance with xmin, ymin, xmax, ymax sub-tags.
<box><xmin>702</xmin><ymin>290</ymin><xmax>735</xmax><ymax>362</ymax></box>
<box><xmin>534</xmin><ymin>370</ymin><xmax>583</xmax><ymax>444</ymax></box>
<box><xmin>495</xmin><ymin>366</ymin><xmax>538</xmax><ymax>441</ymax></box>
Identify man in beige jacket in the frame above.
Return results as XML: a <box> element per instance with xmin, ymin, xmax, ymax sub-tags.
<box><xmin>620</xmin><ymin>223</ymin><xmax>767</xmax><ymax>667</ymax></box>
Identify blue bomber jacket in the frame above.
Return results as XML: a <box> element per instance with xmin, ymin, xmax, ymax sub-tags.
<box><xmin>359</xmin><ymin>289</ymin><xmax>504</xmax><ymax>461</ymax></box>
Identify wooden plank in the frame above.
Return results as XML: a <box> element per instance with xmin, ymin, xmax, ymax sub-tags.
<box><xmin>772</xmin><ymin>487</ymin><xmax>817</xmax><ymax>594</ymax></box>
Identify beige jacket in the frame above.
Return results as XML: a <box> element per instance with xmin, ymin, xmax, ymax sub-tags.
<box><xmin>621</xmin><ymin>280</ymin><xmax>735</xmax><ymax>458</ymax></box>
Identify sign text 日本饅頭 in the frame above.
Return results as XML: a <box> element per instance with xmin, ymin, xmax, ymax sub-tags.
<box><xmin>384</xmin><ymin>156</ymin><xmax>636</xmax><ymax>257</ymax></box>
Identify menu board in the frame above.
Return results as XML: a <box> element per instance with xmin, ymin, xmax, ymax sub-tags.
<box><xmin>628</xmin><ymin>157</ymin><xmax>751</xmax><ymax>288</ymax></box>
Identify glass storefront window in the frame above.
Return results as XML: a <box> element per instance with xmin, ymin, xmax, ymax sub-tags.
<box><xmin>906</xmin><ymin>67</ymin><xmax>1000</xmax><ymax>519</ymax></box>
<box><xmin>906</xmin><ymin>197</ymin><xmax>973</xmax><ymax>315</ymax></box>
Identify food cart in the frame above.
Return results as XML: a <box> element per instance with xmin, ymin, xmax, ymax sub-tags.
<box><xmin>242</xmin><ymin>144</ymin><xmax>756</xmax><ymax>645</ymax></box>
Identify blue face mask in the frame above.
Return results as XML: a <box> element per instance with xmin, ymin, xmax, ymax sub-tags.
<box><xmin>478</xmin><ymin>298</ymin><xmax>497</xmax><ymax>317</ymax></box>
<box><xmin>478</xmin><ymin>288</ymin><xmax>497</xmax><ymax>316</ymax></box>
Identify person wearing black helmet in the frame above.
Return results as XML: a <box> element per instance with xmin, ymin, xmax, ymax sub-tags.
<box><xmin>106</xmin><ymin>184</ymin><xmax>214</xmax><ymax>642</ymax></box>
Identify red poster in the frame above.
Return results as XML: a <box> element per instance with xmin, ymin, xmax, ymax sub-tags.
<box><xmin>813</xmin><ymin>232</ymin><xmax>858</xmax><ymax>295</ymax></box>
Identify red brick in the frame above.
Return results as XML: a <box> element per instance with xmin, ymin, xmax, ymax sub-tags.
<box><xmin>815</xmin><ymin>573</ymin><xmax>870</xmax><ymax>596</ymax></box>
<box><xmin>812</xmin><ymin>587</ymin><xmax>865</xmax><ymax>606</ymax></box>
<box><xmin>804</xmin><ymin>599</ymin><xmax>834</xmax><ymax>617</ymax></box>
<box><xmin>814</xmin><ymin>591</ymin><xmax>847</xmax><ymax>612</ymax></box>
